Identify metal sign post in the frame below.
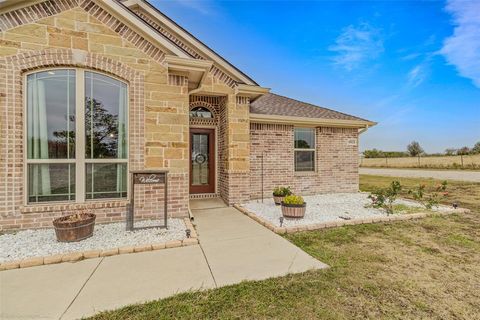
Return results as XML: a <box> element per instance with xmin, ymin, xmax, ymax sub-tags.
<box><xmin>127</xmin><ymin>170</ymin><xmax>168</xmax><ymax>231</ymax></box>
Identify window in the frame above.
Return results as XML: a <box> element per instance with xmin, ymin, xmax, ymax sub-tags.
<box><xmin>190</xmin><ymin>106</ymin><xmax>213</xmax><ymax>118</ymax></box>
<box><xmin>294</xmin><ymin>128</ymin><xmax>315</xmax><ymax>172</ymax></box>
<box><xmin>26</xmin><ymin>69</ymin><xmax>128</xmax><ymax>203</ymax></box>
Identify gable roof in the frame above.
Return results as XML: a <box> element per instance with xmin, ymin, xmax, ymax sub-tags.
<box><xmin>250</xmin><ymin>93</ymin><xmax>375</xmax><ymax>127</ymax></box>
<box><xmin>120</xmin><ymin>0</ymin><xmax>258</xmax><ymax>86</ymax></box>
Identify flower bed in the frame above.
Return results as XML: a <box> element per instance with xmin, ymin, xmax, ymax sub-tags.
<box><xmin>237</xmin><ymin>193</ymin><xmax>464</xmax><ymax>232</ymax></box>
<box><xmin>0</xmin><ymin>218</ymin><xmax>199</xmax><ymax>271</ymax></box>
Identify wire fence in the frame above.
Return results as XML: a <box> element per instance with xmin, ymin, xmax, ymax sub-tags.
<box><xmin>360</xmin><ymin>154</ymin><xmax>480</xmax><ymax>170</ymax></box>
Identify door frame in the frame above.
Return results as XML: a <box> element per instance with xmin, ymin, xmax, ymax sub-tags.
<box><xmin>189</xmin><ymin>128</ymin><xmax>216</xmax><ymax>194</ymax></box>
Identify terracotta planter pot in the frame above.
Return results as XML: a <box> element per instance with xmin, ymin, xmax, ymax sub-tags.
<box><xmin>281</xmin><ymin>202</ymin><xmax>306</xmax><ymax>218</ymax></box>
<box><xmin>273</xmin><ymin>195</ymin><xmax>285</xmax><ymax>205</ymax></box>
<box><xmin>53</xmin><ymin>213</ymin><xmax>96</xmax><ymax>242</ymax></box>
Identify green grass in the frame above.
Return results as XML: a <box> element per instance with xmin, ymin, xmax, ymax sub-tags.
<box><xmin>90</xmin><ymin>175</ymin><xmax>480</xmax><ymax>320</ymax></box>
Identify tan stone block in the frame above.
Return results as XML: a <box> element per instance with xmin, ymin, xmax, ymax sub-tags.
<box><xmin>145</xmin><ymin>157</ymin><xmax>164</xmax><ymax>168</ymax></box>
<box><xmin>83</xmin><ymin>250</ymin><xmax>101</xmax><ymax>259</ymax></box>
<box><xmin>89</xmin><ymin>43</ymin><xmax>104</xmax><ymax>53</ymax></box>
<box><xmin>19</xmin><ymin>257</ymin><xmax>44</xmax><ymax>268</ymax></box>
<box><xmin>0</xmin><ymin>47</ymin><xmax>18</xmax><ymax>57</ymax></box>
<box><xmin>62</xmin><ymin>252</ymin><xmax>84</xmax><ymax>262</ymax></box>
<box><xmin>37</xmin><ymin>16</ymin><xmax>56</xmax><ymax>26</ymax></box>
<box><xmin>9</xmin><ymin>24</ymin><xmax>46</xmax><ymax>37</ymax></box>
<box><xmin>44</xmin><ymin>254</ymin><xmax>63</xmax><ymax>265</ymax></box>
<box><xmin>164</xmin><ymin>148</ymin><xmax>183</xmax><ymax>159</ymax></box>
<box><xmin>118</xmin><ymin>246</ymin><xmax>135</xmax><ymax>254</ymax></box>
<box><xmin>56</xmin><ymin>18</ymin><xmax>75</xmax><ymax>30</ymax></box>
<box><xmin>100</xmin><ymin>248</ymin><xmax>119</xmax><ymax>257</ymax></box>
<box><xmin>0</xmin><ymin>39</ymin><xmax>20</xmax><ymax>48</ymax></box>
<box><xmin>76</xmin><ymin>21</ymin><xmax>114</xmax><ymax>34</ymax></box>
<box><xmin>286</xmin><ymin>226</ymin><xmax>299</xmax><ymax>234</ymax></box>
<box><xmin>134</xmin><ymin>244</ymin><xmax>152</xmax><ymax>252</ymax></box>
<box><xmin>4</xmin><ymin>32</ymin><xmax>47</xmax><ymax>45</ymax></box>
<box><xmin>1</xmin><ymin>261</ymin><xmax>20</xmax><ymax>270</ymax></box>
<box><xmin>105</xmin><ymin>45</ymin><xmax>147</xmax><ymax>58</ymax></box>
<box><xmin>49</xmin><ymin>33</ymin><xmax>71</xmax><ymax>48</ymax></box>
<box><xmin>145</xmin><ymin>72</ymin><xmax>168</xmax><ymax>84</ymax></box>
<box><xmin>274</xmin><ymin>227</ymin><xmax>287</xmax><ymax>234</ymax></box>
<box><xmin>182</xmin><ymin>238</ymin><xmax>198</xmax><ymax>246</ymax></box>
<box><xmin>89</xmin><ymin>34</ymin><xmax>123</xmax><ymax>46</ymax></box>
<box><xmin>151</xmin><ymin>243</ymin><xmax>166</xmax><ymax>250</ymax></box>
<box><xmin>72</xmin><ymin>37</ymin><xmax>88</xmax><ymax>50</ymax></box>
<box><xmin>324</xmin><ymin>221</ymin><xmax>337</xmax><ymax>228</ymax></box>
<box><xmin>165</xmin><ymin>240</ymin><xmax>182</xmax><ymax>248</ymax></box>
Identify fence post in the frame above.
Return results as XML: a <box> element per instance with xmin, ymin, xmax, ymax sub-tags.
<box><xmin>461</xmin><ymin>155</ymin><xmax>464</xmax><ymax>168</ymax></box>
<box><xmin>418</xmin><ymin>155</ymin><xmax>421</xmax><ymax>167</ymax></box>
<box><xmin>385</xmin><ymin>156</ymin><xmax>388</xmax><ymax>167</ymax></box>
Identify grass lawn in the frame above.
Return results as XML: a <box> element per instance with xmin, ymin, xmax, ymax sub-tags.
<box><xmin>90</xmin><ymin>175</ymin><xmax>480</xmax><ymax>320</ymax></box>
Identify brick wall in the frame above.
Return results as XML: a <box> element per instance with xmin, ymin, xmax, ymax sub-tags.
<box><xmin>0</xmin><ymin>4</ymin><xmax>191</xmax><ymax>231</ymax></box>
<box><xmin>250</xmin><ymin>123</ymin><xmax>359</xmax><ymax>200</ymax></box>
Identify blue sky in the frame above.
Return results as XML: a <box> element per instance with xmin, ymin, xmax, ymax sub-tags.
<box><xmin>151</xmin><ymin>0</ymin><xmax>480</xmax><ymax>153</ymax></box>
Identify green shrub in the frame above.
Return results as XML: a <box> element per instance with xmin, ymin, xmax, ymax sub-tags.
<box><xmin>408</xmin><ymin>180</ymin><xmax>448</xmax><ymax>209</ymax></box>
<box><xmin>367</xmin><ymin>181</ymin><xmax>402</xmax><ymax>215</ymax></box>
<box><xmin>283</xmin><ymin>195</ymin><xmax>305</xmax><ymax>205</ymax></box>
<box><xmin>273</xmin><ymin>186</ymin><xmax>292</xmax><ymax>197</ymax></box>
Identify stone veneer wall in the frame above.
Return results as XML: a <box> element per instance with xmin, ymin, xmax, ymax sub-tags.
<box><xmin>250</xmin><ymin>123</ymin><xmax>359</xmax><ymax>200</ymax></box>
<box><xmin>0</xmin><ymin>3</ymin><xmax>197</xmax><ymax>231</ymax></box>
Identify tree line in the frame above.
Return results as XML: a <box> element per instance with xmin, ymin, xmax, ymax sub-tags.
<box><xmin>363</xmin><ymin>141</ymin><xmax>480</xmax><ymax>158</ymax></box>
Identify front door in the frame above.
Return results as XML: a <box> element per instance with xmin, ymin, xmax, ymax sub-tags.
<box><xmin>190</xmin><ymin>128</ymin><xmax>215</xmax><ymax>194</ymax></box>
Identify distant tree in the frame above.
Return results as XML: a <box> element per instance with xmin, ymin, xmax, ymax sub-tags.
<box><xmin>384</xmin><ymin>151</ymin><xmax>409</xmax><ymax>158</ymax></box>
<box><xmin>457</xmin><ymin>146</ymin><xmax>471</xmax><ymax>155</ymax></box>
<box><xmin>471</xmin><ymin>142</ymin><xmax>480</xmax><ymax>154</ymax></box>
<box><xmin>363</xmin><ymin>149</ymin><xmax>385</xmax><ymax>158</ymax></box>
<box><xmin>445</xmin><ymin>148</ymin><xmax>457</xmax><ymax>156</ymax></box>
<box><xmin>407</xmin><ymin>141</ymin><xmax>424</xmax><ymax>157</ymax></box>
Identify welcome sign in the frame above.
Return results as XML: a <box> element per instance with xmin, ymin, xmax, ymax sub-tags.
<box><xmin>133</xmin><ymin>173</ymin><xmax>166</xmax><ymax>184</ymax></box>
<box><xmin>127</xmin><ymin>170</ymin><xmax>168</xmax><ymax>231</ymax></box>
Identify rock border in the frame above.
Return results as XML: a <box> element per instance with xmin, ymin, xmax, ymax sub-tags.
<box><xmin>0</xmin><ymin>218</ymin><xmax>198</xmax><ymax>272</ymax></box>
<box><xmin>234</xmin><ymin>204</ymin><xmax>470</xmax><ymax>235</ymax></box>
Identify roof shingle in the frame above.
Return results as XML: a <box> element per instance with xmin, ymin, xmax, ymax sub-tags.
<box><xmin>250</xmin><ymin>93</ymin><xmax>369</xmax><ymax>122</ymax></box>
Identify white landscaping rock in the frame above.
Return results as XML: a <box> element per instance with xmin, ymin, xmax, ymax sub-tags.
<box><xmin>241</xmin><ymin>193</ymin><xmax>455</xmax><ymax>228</ymax></box>
<box><xmin>0</xmin><ymin>219</ymin><xmax>186</xmax><ymax>263</ymax></box>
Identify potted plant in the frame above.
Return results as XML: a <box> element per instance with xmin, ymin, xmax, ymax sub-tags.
<box><xmin>53</xmin><ymin>210</ymin><xmax>96</xmax><ymax>242</ymax></box>
<box><xmin>273</xmin><ymin>186</ymin><xmax>292</xmax><ymax>205</ymax></box>
<box><xmin>281</xmin><ymin>195</ymin><xmax>306</xmax><ymax>218</ymax></box>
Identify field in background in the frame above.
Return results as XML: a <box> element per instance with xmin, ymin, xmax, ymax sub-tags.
<box><xmin>361</xmin><ymin>154</ymin><xmax>480</xmax><ymax>170</ymax></box>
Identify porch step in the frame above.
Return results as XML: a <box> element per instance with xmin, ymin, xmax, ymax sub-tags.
<box><xmin>189</xmin><ymin>197</ymin><xmax>227</xmax><ymax>211</ymax></box>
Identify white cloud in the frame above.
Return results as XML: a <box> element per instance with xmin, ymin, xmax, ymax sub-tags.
<box><xmin>329</xmin><ymin>23</ymin><xmax>384</xmax><ymax>71</ymax></box>
<box><xmin>440</xmin><ymin>0</ymin><xmax>480</xmax><ymax>88</ymax></box>
<box><xmin>407</xmin><ymin>63</ymin><xmax>428</xmax><ymax>88</ymax></box>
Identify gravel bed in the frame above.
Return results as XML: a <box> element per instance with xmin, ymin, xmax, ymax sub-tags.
<box><xmin>0</xmin><ymin>219</ymin><xmax>187</xmax><ymax>263</ymax></box>
<box><xmin>241</xmin><ymin>193</ymin><xmax>455</xmax><ymax>228</ymax></box>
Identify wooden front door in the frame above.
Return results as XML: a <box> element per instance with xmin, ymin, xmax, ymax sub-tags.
<box><xmin>190</xmin><ymin>128</ymin><xmax>215</xmax><ymax>194</ymax></box>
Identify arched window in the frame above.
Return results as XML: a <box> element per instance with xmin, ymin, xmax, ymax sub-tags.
<box><xmin>190</xmin><ymin>106</ymin><xmax>213</xmax><ymax>118</ymax></box>
<box><xmin>26</xmin><ymin>69</ymin><xmax>128</xmax><ymax>203</ymax></box>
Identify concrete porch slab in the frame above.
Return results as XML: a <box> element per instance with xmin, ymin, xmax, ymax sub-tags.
<box><xmin>192</xmin><ymin>206</ymin><xmax>328</xmax><ymax>287</ymax></box>
<box><xmin>189</xmin><ymin>197</ymin><xmax>227</xmax><ymax>210</ymax></box>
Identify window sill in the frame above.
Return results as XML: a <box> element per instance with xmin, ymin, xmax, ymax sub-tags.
<box><xmin>20</xmin><ymin>199</ymin><xmax>129</xmax><ymax>214</ymax></box>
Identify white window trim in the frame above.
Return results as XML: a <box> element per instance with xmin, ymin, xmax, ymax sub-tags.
<box><xmin>23</xmin><ymin>67</ymin><xmax>129</xmax><ymax>205</ymax></box>
<box><xmin>294</xmin><ymin>127</ymin><xmax>316</xmax><ymax>172</ymax></box>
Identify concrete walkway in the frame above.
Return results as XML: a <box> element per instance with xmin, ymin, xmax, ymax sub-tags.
<box><xmin>360</xmin><ymin>167</ymin><xmax>480</xmax><ymax>182</ymax></box>
<box><xmin>0</xmin><ymin>199</ymin><xmax>326</xmax><ymax>320</ymax></box>
<box><xmin>191</xmin><ymin>198</ymin><xmax>326</xmax><ymax>286</ymax></box>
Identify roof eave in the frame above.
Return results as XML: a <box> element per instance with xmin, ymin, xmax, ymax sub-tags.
<box><xmin>121</xmin><ymin>0</ymin><xmax>259</xmax><ymax>86</ymax></box>
<box><xmin>250</xmin><ymin>113</ymin><xmax>377</xmax><ymax>129</ymax></box>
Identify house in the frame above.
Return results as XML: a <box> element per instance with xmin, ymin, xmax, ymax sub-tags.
<box><xmin>0</xmin><ymin>0</ymin><xmax>375</xmax><ymax>231</ymax></box>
